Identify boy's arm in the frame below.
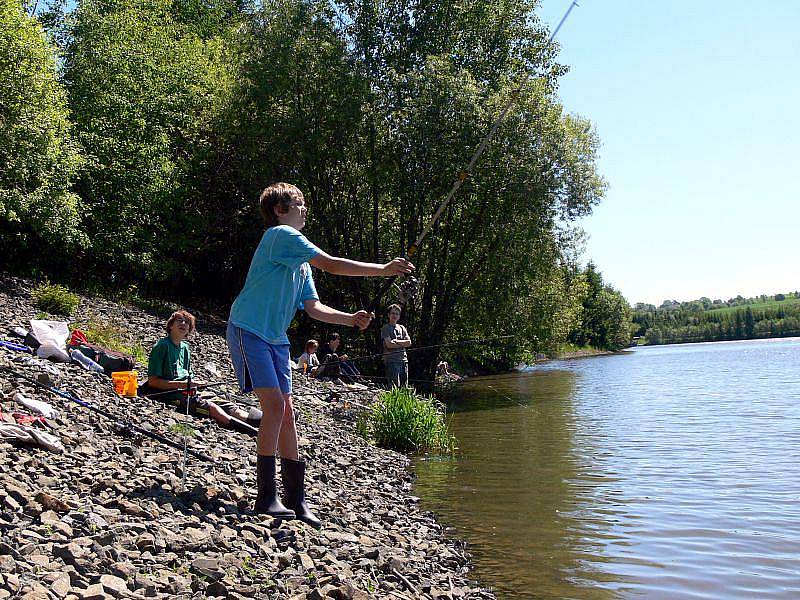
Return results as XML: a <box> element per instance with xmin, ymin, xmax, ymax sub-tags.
<box><xmin>310</xmin><ymin>252</ymin><xmax>414</xmax><ymax>277</ymax></box>
<box><xmin>304</xmin><ymin>299</ymin><xmax>373</xmax><ymax>330</ymax></box>
<box><xmin>383</xmin><ymin>326</ymin><xmax>412</xmax><ymax>348</ymax></box>
<box><xmin>383</xmin><ymin>338</ymin><xmax>411</xmax><ymax>349</ymax></box>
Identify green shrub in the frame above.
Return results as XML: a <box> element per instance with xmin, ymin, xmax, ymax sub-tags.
<box><xmin>357</xmin><ymin>388</ymin><xmax>457</xmax><ymax>454</ymax></box>
<box><xmin>31</xmin><ymin>283</ymin><xmax>80</xmax><ymax>315</ymax></box>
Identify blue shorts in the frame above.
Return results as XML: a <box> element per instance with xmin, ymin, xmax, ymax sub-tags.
<box><xmin>226</xmin><ymin>323</ymin><xmax>292</xmax><ymax>394</ymax></box>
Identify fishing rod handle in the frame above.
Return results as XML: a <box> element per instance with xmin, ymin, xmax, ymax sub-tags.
<box><xmin>366</xmin><ymin>276</ymin><xmax>398</xmax><ymax>315</ymax></box>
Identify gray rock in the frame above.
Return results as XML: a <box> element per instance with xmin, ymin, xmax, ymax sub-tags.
<box><xmin>99</xmin><ymin>574</ymin><xmax>128</xmax><ymax>598</ymax></box>
<box><xmin>53</xmin><ymin>542</ymin><xmax>89</xmax><ymax>565</ymax></box>
<box><xmin>204</xmin><ymin>581</ymin><xmax>229</xmax><ymax>598</ymax></box>
<box><xmin>51</xmin><ymin>572</ymin><xmax>72</xmax><ymax>598</ymax></box>
<box><xmin>75</xmin><ymin>583</ymin><xmax>111</xmax><ymax>600</ymax></box>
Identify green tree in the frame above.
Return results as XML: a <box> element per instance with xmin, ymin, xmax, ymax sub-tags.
<box><xmin>63</xmin><ymin>0</ymin><xmax>238</xmax><ymax>287</ymax></box>
<box><xmin>210</xmin><ymin>0</ymin><xmax>607</xmax><ymax>373</ymax></box>
<box><xmin>744</xmin><ymin>306</ymin><xmax>755</xmax><ymax>338</ymax></box>
<box><xmin>569</xmin><ymin>262</ymin><xmax>632</xmax><ymax>350</ymax></box>
<box><xmin>0</xmin><ymin>0</ymin><xmax>83</xmax><ymax>268</ymax></box>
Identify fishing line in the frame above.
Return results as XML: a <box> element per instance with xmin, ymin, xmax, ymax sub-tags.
<box><xmin>485</xmin><ymin>384</ymin><xmax>528</xmax><ymax>408</ymax></box>
<box><xmin>349</xmin><ymin>374</ymin><xmax>456</xmax><ymax>386</ymax></box>
<box><xmin>334</xmin><ymin>334</ymin><xmax>517</xmax><ymax>366</ymax></box>
<box><xmin>366</xmin><ymin>0</ymin><xmax>580</xmax><ymax>313</ymax></box>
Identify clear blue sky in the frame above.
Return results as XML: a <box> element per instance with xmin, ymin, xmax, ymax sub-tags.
<box><xmin>537</xmin><ymin>0</ymin><xmax>800</xmax><ymax>306</ymax></box>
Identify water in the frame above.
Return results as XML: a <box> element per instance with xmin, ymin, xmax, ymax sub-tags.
<box><xmin>412</xmin><ymin>338</ymin><xmax>800</xmax><ymax>599</ymax></box>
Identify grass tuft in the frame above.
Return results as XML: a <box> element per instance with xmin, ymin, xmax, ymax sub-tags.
<box><xmin>169</xmin><ymin>422</ymin><xmax>196</xmax><ymax>437</ymax></box>
<box><xmin>357</xmin><ymin>387</ymin><xmax>456</xmax><ymax>454</ymax></box>
<box><xmin>31</xmin><ymin>282</ymin><xmax>80</xmax><ymax>316</ymax></box>
<box><xmin>70</xmin><ymin>314</ymin><xmax>148</xmax><ymax>366</ymax></box>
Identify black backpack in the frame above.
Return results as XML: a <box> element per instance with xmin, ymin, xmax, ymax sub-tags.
<box><xmin>68</xmin><ymin>343</ymin><xmax>135</xmax><ymax>376</ymax></box>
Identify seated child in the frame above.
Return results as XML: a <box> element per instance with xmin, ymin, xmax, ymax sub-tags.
<box><xmin>139</xmin><ymin>310</ymin><xmax>261</xmax><ymax>435</ymax></box>
<box><xmin>297</xmin><ymin>339</ymin><xmax>320</xmax><ymax>376</ymax></box>
<box><xmin>316</xmin><ymin>332</ymin><xmax>363</xmax><ymax>383</ymax></box>
<box><xmin>436</xmin><ymin>360</ymin><xmax>462</xmax><ymax>383</ymax></box>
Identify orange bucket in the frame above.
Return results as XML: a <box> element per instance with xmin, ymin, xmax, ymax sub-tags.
<box><xmin>111</xmin><ymin>371</ymin><xmax>139</xmax><ymax>397</ymax></box>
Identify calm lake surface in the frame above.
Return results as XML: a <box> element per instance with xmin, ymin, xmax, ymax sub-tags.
<box><xmin>412</xmin><ymin>338</ymin><xmax>800</xmax><ymax>599</ymax></box>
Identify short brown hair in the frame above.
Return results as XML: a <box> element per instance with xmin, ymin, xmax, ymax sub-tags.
<box><xmin>259</xmin><ymin>182</ymin><xmax>304</xmax><ymax>228</ymax></box>
<box><xmin>166</xmin><ymin>310</ymin><xmax>195</xmax><ymax>334</ymax></box>
<box><xmin>387</xmin><ymin>304</ymin><xmax>402</xmax><ymax>314</ymax></box>
<box><xmin>305</xmin><ymin>339</ymin><xmax>318</xmax><ymax>353</ymax></box>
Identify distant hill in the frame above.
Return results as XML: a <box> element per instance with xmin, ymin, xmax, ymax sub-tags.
<box><xmin>632</xmin><ymin>292</ymin><xmax>800</xmax><ymax>345</ymax></box>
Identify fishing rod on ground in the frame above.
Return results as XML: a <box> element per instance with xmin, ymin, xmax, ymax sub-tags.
<box><xmin>364</xmin><ymin>1</ymin><xmax>580</xmax><ymax>315</ymax></box>
<box><xmin>0</xmin><ymin>364</ymin><xmax>215</xmax><ymax>463</ymax></box>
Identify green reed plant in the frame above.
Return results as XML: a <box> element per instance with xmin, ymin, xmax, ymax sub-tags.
<box><xmin>31</xmin><ymin>282</ymin><xmax>80</xmax><ymax>315</ymax></box>
<box><xmin>357</xmin><ymin>387</ymin><xmax>457</xmax><ymax>454</ymax></box>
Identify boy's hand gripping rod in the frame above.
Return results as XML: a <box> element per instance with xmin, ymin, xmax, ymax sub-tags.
<box><xmin>366</xmin><ymin>1</ymin><xmax>579</xmax><ymax>315</ymax></box>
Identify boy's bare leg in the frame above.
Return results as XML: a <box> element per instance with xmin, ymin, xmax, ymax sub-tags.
<box><xmin>254</xmin><ymin>387</ymin><xmax>285</xmax><ymax>455</ymax></box>
<box><xmin>207</xmin><ymin>402</ymin><xmax>231</xmax><ymax>426</ymax></box>
<box><xmin>277</xmin><ymin>394</ymin><xmax>299</xmax><ymax>460</ymax></box>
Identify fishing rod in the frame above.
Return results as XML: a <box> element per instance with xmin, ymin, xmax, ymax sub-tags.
<box><xmin>0</xmin><ymin>365</ymin><xmax>215</xmax><ymax>463</ymax></box>
<box><xmin>349</xmin><ymin>373</ymin><xmax>460</xmax><ymax>386</ymax></box>
<box><xmin>140</xmin><ymin>380</ymin><xmax>233</xmax><ymax>400</ymax></box>
<box><xmin>366</xmin><ymin>0</ymin><xmax>580</xmax><ymax>314</ymax></box>
<box><xmin>180</xmin><ymin>349</ymin><xmax>194</xmax><ymax>490</ymax></box>
<box><xmin>142</xmin><ymin>334</ymin><xmax>514</xmax><ymax>400</ymax></box>
<box><xmin>146</xmin><ymin>378</ymin><xmax>357</xmax><ymax>403</ymax></box>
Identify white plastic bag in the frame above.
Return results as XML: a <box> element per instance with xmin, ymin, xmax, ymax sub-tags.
<box><xmin>30</xmin><ymin>320</ymin><xmax>70</xmax><ymax>347</ymax></box>
<box><xmin>36</xmin><ymin>340</ymin><xmax>71</xmax><ymax>362</ymax></box>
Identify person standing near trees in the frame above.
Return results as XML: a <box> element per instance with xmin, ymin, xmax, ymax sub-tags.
<box><xmin>382</xmin><ymin>304</ymin><xmax>412</xmax><ymax>387</ymax></box>
<box><xmin>226</xmin><ymin>182</ymin><xmax>414</xmax><ymax>528</ymax></box>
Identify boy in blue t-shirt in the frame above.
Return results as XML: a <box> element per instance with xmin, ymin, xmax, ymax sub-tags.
<box><xmin>227</xmin><ymin>182</ymin><xmax>413</xmax><ymax>527</ymax></box>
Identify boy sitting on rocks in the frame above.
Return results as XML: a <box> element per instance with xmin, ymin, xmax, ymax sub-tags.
<box><xmin>139</xmin><ymin>310</ymin><xmax>260</xmax><ymax>436</ymax></box>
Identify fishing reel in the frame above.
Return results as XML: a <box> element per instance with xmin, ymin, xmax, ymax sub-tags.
<box><xmin>392</xmin><ymin>275</ymin><xmax>420</xmax><ymax>305</ymax></box>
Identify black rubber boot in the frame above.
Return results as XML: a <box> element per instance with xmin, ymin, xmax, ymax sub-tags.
<box><xmin>280</xmin><ymin>457</ymin><xmax>322</xmax><ymax>529</ymax></box>
<box><xmin>254</xmin><ymin>455</ymin><xmax>295</xmax><ymax>519</ymax></box>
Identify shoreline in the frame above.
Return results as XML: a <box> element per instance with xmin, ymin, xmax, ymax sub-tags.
<box><xmin>0</xmin><ymin>273</ymin><xmax>494</xmax><ymax>600</ymax></box>
<box><xmin>547</xmin><ymin>348</ymin><xmax>615</xmax><ymax>360</ymax></box>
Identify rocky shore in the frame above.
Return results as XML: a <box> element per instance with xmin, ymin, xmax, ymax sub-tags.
<box><xmin>0</xmin><ymin>274</ymin><xmax>494</xmax><ymax>600</ymax></box>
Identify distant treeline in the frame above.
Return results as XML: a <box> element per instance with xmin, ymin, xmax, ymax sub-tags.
<box><xmin>1</xmin><ymin>0</ymin><xmax>632</xmax><ymax>373</ymax></box>
<box><xmin>633</xmin><ymin>293</ymin><xmax>800</xmax><ymax>345</ymax></box>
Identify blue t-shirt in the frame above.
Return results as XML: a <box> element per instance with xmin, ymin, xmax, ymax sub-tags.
<box><xmin>229</xmin><ymin>225</ymin><xmax>321</xmax><ymax>344</ymax></box>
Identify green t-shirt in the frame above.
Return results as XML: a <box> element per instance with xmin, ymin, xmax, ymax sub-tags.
<box><xmin>148</xmin><ymin>337</ymin><xmax>192</xmax><ymax>382</ymax></box>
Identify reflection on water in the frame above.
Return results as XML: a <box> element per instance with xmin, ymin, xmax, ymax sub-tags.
<box><xmin>413</xmin><ymin>338</ymin><xmax>800</xmax><ymax>599</ymax></box>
